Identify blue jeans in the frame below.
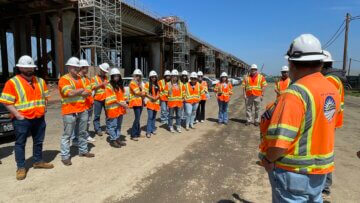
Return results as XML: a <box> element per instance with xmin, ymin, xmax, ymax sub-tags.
<box><xmin>185</xmin><ymin>102</ymin><xmax>199</xmax><ymax>127</ymax></box>
<box><xmin>169</xmin><ymin>107</ymin><xmax>181</xmax><ymax>128</ymax></box>
<box><xmin>61</xmin><ymin>111</ymin><xmax>89</xmax><ymax>160</ymax></box>
<box><xmin>93</xmin><ymin>100</ymin><xmax>108</xmax><ymax>133</ymax></box>
<box><xmin>146</xmin><ymin>109</ymin><xmax>157</xmax><ymax>134</ymax></box>
<box><xmin>160</xmin><ymin>101</ymin><xmax>169</xmax><ymax>124</ymax></box>
<box><xmin>268</xmin><ymin>168</ymin><xmax>326</xmax><ymax>203</ymax></box>
<box><xmin>13</xmin><ymin>117</ymin><xmax>46</xmax><ymax>169</ymax></box>
<box><xmin>217</xmin><ymin>100</ymin><xmax>229</xmax><ymax>123</ymax></box>
<box><xmin>131</xmin><ymin>106</ymin><xmax>143</xmax><ymax>137</ymax></box>
<box><xmin>107</xmin><ymin>116</ymin><xmax>123</xmax><ymax>141</ymax></box>
<box><xmin>181</xmin><ymin>101</ymin><xmax>187</xmax><ymax>121</ymax></box>
<box><xmin>72</xmin><ymin>107</ymin><xmax>93</xmax><ymax>142</ymax></box>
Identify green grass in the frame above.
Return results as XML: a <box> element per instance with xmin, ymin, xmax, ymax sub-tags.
<box><xmin>346</xmin><ymin>90</ymin><xmax>360</xmax><ymax>97</ymax></box>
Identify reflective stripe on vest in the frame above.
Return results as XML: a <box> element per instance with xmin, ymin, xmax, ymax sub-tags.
<box><xmin>105</xmin><ymin>85</ymin><xmax>121</xmax><ymax>110</ymax></box>
<box><xmin>184</xmin><ymin>83</ymin><xmax>200</xmax><ymax>100</ymax></box>
<box><xmin>94</xmin><ymin>76</ymin><xmax>105</xmax><ymax>95</ymax></box>
<box><xmin>11</xmin><ymin>76</ymin><xmax>46</xmax><ymax>111</ymax></box>
<box><xmin>245</xmin><ymin>75</ymin><xmax>262</xmax><ymax>91</ymax></box>
<box><xmin>273</xmin><ymin>84</ymin><xmax>334</xmax><ymax>173</ymax></box>
<box><xmin>326</xmin><ymin>75</ymin><xmax>344</xmax><ymax>111</ymax></box>
<box><xmin>61</xmin><ymin>75</ymin><xmax>85</xmax><ymax>104</ymax></box>
<box><xmin>168</xmin><ymin>82</ymin><xmax>183</xmax><ymax>101</ymax></box>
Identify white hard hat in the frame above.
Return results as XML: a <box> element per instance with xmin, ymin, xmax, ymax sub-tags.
<box><xmin>220</xmin><ymin>72</ymin><xmax>228</xmax><ymax>78</ymax></box>
<box><xmin>99</xmin><ymin>63</ymin><xmax>110</xmax><ymax>73</ymax></box>
<box><xmin>285</xmin><ymin>34</ymin><xmax>326</xmax><ymax>61</ymax></box>
<box><xmin>110</xmin><ymin>68</ymin><xmax>121</xmax><ymax>76</ymax></box>
<box><xmin>250</xmin><ymin>64</ymin><xmax>258</xmax><ymax>70</ymax></box>
<box><xmin>133</xmin><ymin>69</ymin><xmax>143</xmax><ymax>76</ymax></box>
<box><xmin>65</xmin><ymin>57</ymin><xmax>80</xmax><ymax>67</ymax></box>
<box><xmin>190</xmin><ymin>72</ymin><xmax>198</xmax><ymax>78</ymax></box>
<box><xmin>323</xmin><ymin>50</ymin><xmax>334</xmax><ymax>62</ymax></box>
<box><xmin>164</xmin><ymin>70</ymin><xmax>171</xmax><ymax>76</ymax></box>
<box><xmin>181</xmin><ymin>70</ymin><xmax>189</xmax><ymax>76</ymax></box>
<box><xmin>171</xmin><ymin>69</ymin><xmax>179</xmax><ymax>76</ymax></box>
<box><xmin>281</xmin><ymin>66</ymin><xmax>289</xmax><ymax>72</ymax></box>
<box><xmin>16</xmin><ymin>55</ymin><xmax>36</xmax><ymax>68</ymax></box>
<box><xmin>79</xmin><ymin>59</ymin><xmax>90</xmax><ymax>67</ymax></box>
<box><xmin>197</xmin><ymin>71</ymin><xmax>204</xmax><ymax>76</ymax></box>
<box><xmin>149</xmin><ymin>70</ymin><xmax>158</xmax><ymax>77</ymax></box>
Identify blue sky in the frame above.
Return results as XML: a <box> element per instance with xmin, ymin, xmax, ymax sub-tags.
<box><xmin>141</xmin><ymin>0</ymin><xmax>360</xmax><ymax>75</ymax></box>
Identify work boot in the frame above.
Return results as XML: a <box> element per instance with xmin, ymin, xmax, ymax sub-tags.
<box><xmin>0</xmin><ymin>159</ymin><xmax>2</xmax><ymax>164</ymax></box>
<box><xmin>116</xmin><ymin>139</ymin><xmax>127</xmax><ymax>146</ymax></box>
<box><xmin>16</xmin><ymin>168</ymin><xmax>27</xmax><ymax>180</ymax></box>
<box><xmin>131</xmin><ymin>137</ymin><xmax>139</xmax><ymax>141</ymax></box>
<box><xmin>110</xmin><ymin>140</ymin><xmax>122</xmax><ymax>148</ymax></box>
<box><xmin>79</xmin><ymin>152</ymin><xmax>95</xmax><ymax>158</ymax></box>
<box><xmin>61</xmin><ymin>159</ymin><xmax>72</xmax><ymax>166</ymax></box>
<box><xmin>96</xmin><ymin>131</ymin><xmax>103</xmax><ymax>137</ymax></box>
<box><xmin>33</xmin><ymin>161</ymin><xmax>54</xmax><ymax>169</ymax></box>
<box><xmin>357</xmin><ymin>151</ymin><xmax>360</xmax><ymax>159</ymax></box>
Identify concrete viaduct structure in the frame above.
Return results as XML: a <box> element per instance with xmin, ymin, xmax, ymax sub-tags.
<box><xmin>0</xmin><ymin>0</ymin><xmax>248</xmax><ymax>82</ymax></box>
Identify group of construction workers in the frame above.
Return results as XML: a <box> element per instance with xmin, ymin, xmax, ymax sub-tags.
<box><xmin>0</xmin><ymin>33</ymin><xmax>353</xmax><ymax>203</ymax></box>
<box><xmin>0</xmin><ymin>55</ymin><xmax>214</xmax><ymax>180</ymax></box>
<box><xmin>256</xmin><ymin>33</ymin><xmax>345</xmax><ymax>202</ymax></box>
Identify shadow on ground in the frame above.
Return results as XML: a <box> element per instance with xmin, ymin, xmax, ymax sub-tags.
<box><xmin>217</xmin><ymin>193</ymin><xmax>253</xmax><ymax>203</ymax></box>
<box><xmin>24</xmin><ymin>150</ymin><xmax>60</xmax><ymax>169</ymax></box>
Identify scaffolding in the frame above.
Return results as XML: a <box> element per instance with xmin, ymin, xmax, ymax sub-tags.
<box><xmin>78</xmin><ymin>0</ymin><xmax>122</xmax><ymax>67</ymax></box>
<box><xmin>160</xmin><ymin>16</ymin><xmax>190</xmax><ymax>71</ymax></box>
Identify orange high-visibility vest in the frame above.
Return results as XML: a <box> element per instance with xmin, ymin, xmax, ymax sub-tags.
<box><xmin>199</xmin><ymin>81</ymin><xmax>208</xmax><ymax>101</ymax></box>
<box><xmin>59</xmin><ymin>74</ymin><xmax>86</xmax><ymax>115</ymax></box>
<box><xmin>325</xmin><ymin>75</ymin><xmax>344</xmax><ymax>128</ymax></box>
<box><xmin>105</xmin><ymin>84</ymin><xmax>126</xmax><ymax>119</ymax></box>
<box><xmin>260</xmin><ymin>72</ymin><xmax>341</xmax><ymax>175</ymax></box>
<box><xmin>184</xmin><ymin>82</ymin><xmax>201</xmax><ymax>104</ymax></box>
<box><xmin>158</xmin><ymin>79</ymin><xmax>168</xmax><ymax>101</ymax></box>
<box><xmin>91</xmin><ymin>75</ymin><xmax>108</xmax><ymax>101</ymax></box>
<box><xmin>144</xmin><ymin>82</ymin><xmax>160</xmax><ymax>111</ymax></box>
<box><xmin>242</xmin><ymin>74</ymin><xmax>267</xmax><ymax>97</ymax></box>
<box><xmin>214</xmin><ymin>82</ymin><xmax>233</xmax><ymax>102</ymax></box>
<box><xmin>0</xmin><ymin>75</ymin><xmax>49</xmax><ymax>119</ymax></box>
<box><xmin>128</xmin><ymin>80</ymin><xmax>143</xmax><ymax>108</ymax></box>
<box><xmin>80</xmin><ymin>76</ymin><xmax>94</xmax><ymax>110</ymax></box>
<box><xmin>275</xmin><ymin>77</ymin><xmax>291</xmax><ymax>96</ymax></box>
<box><xmin>165</xmin><ymin>81</ymin><xmax>185</xmax><ymax>108</ymax></box>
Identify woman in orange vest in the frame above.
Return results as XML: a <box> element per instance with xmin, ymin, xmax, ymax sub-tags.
<box><xmin>165</xmin><ymin>69</ymin><xmax>185</xmax><ymax>133</ymax></box>
<box><xmin>129</xmin><ymin>69</ymin><xmax>145</xmax><ymax>141</ymax></box>
<box><xmin>196</xmin><ymin>71</ymin><xmax>208</xmax><ymax>123</ymax></box>
<box><xmin>214</xmin><ymin>72</ymin><xmax>233</xmax><ymax>124</ymax></box>
<box><xmin>184</xmin><ymin>72</ymin><xmax>202</xmax><ymax>130</ymax></box>
<box><xmin>105</xmin><ymin>68</ymin><xmax>128</xmax><ymax>148</ymax></box>
<box><xmin>91</xmin><ymin>63</ymin><xmax>109</xmax><ymax>137</ymax></box>
<box><xmin>144</xmin><ymin>70</ymin><xmax>160</xmax><ymax>138</ymax></box>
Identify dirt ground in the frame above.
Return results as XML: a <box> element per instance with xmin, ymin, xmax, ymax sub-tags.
<box><xmin>0</xmin><ymin>84</ymin><xmax>359</xmax><ymax>203</ymax></box>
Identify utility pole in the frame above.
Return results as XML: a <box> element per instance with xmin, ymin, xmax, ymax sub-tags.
<box><xmin>348</xmin><ymin>58</ymin><xmax>352</xmax><ymax>76</ymax></box>
<box><xmin>343</xmin><ymin>13</ymin><xmax>351</xmax><ymax>72</ymax></box>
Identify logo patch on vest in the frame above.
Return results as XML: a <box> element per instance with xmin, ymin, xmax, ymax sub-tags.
<box><xmin>324</xmin><ymin>96</ymin><xmax>336</xmax><ymax>121</ymax></box>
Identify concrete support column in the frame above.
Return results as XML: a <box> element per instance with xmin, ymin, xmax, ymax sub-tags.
<box><xmin>62</xmin><ymin>11</ymin><xmax>76</xmax><ymax>62</ymax></box>
<box><xmin>123</xmin><ymin>43</ymin><xmax>132</xmax><ymax>77</ymax></box>
<box><xmin>11</xmin><ymin>18</ymin><xmax>32</xmax><ymax>60</ymax></box>
<box><xmin>150</xmin><ymin>41</ymin><xmax>161</xmax><ymax>74</ymax></box>
<box><xmin>50</xmin><ymin>11</ymin><xmax>75</xmax><ymax>77</ymax></box>
<box><xmin>0</xmin><ymin>26</ymin><xmax>9</xmax><ymax>80</ymax></box>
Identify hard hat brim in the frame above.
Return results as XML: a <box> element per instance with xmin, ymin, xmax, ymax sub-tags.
<box><xmin>286</xmin><ymin>54</ymin><xmax>326</xmax><ymax>61</ymax></box>
<box><xmin>16</xmin><ymin>64</ymin><xmax>37</xmax><ymax>68</ymax></box>
<box><xmin>99</xmin><ymin>65</ymin><xmax>109</xmax><ymax>73</ymax></box>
